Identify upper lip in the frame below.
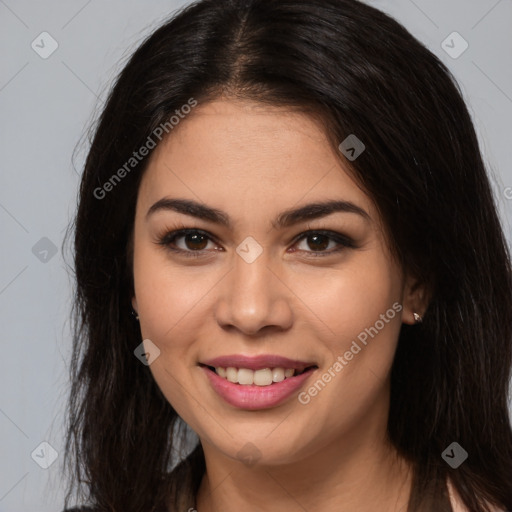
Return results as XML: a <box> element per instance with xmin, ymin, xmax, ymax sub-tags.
<box><xmin>200</xmin><ymin>354</ymin><xmax>318</xmax><ymax>372</ymax></box>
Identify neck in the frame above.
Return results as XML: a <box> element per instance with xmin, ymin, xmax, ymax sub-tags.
<box><xmin>195</xmin><ymin>429</ymin><xmax>413</xmax><ymax>512</ymax></box>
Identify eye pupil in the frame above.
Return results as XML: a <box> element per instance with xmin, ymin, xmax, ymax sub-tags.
<box><xmin>186</xmin><ymin>233</ymin><xmax>208</xmax><ymax>250</ymax></box>
<box><xmin>307</xmin><ymin>234</ymin><xmax>329</xmax><ymax>251</ymax></box>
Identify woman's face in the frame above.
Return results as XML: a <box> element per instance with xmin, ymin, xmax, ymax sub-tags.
<box><xmin>131</xmin><ymin>98</ymin><xmax>420</xmax><ymax>466</ymax></box>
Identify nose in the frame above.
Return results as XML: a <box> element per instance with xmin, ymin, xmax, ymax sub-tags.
<box><xmin>214</xmin><ymin>250</ymin><xmax>293</xmax><ymax>337</ymax></box>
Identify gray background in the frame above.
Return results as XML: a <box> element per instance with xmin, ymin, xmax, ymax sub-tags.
<box><xmin>1</xmin><ymin>0</ymin><xmax>511</xmax><ymax>510</ymax></box>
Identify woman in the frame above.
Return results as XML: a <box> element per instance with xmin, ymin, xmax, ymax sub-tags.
<box><xmin>62</xmin><ymin>0</ymin><xmax>512</xmax><ymax>510</ymax></box>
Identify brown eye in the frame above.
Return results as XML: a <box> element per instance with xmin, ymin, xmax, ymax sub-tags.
<box><xmin>303</xmin><ymin>234</ymin><xmax>331</xmax><ymax>251</ymax></box>
<box><xmin>292</xmin><ymin>230</ymin><xmax>356</xmax><ymax>257</ymax></box>
<box><xmin>157</xmin><ymin>229</ymin><xmax>218</xmax><ymax>257</ymax></box>
<box><xmin>181</xmin><ymin>232</ymin><xmax>209</xmax><ymax>251</ymax></box>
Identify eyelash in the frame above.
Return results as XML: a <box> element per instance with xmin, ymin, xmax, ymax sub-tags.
<box><xmin>155</xmin><ymin>227</ymin><xmax>356</xmax><ymax>259</ymax></box>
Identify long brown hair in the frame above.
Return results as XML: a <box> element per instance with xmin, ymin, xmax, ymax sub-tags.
<box><xmin>63</xmin><ymin>0</ymin><xmax>512</xmax><ymax>510</ymax></box>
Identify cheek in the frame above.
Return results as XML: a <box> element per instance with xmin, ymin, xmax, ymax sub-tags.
<box><xmin>295</xmin><ymin>255</ymin><xmax>401</xmax><ymax>344</ymax></box>
<box><xmin>294</xmin><ymin>250</ymin><xmax>404</xmax><ymax>407</ymax></box>
<box><xmin>341</xmin><ymin>265</ymin><xmax>399</xmax><ymax>336</ymax></box>
<box><xmin>132</xmin><ymin>245</ymin><xmax>207</xmax><ymax>415</ymax></box>
<box><xmin>133</xmin><ymin>243</ymin><xmax>214</xmax><ymax>346</ymax></box>
<box><xmin>294</xmin><ymin>260</ymin><xmax>403</xmax><ymax>437</ymax></box>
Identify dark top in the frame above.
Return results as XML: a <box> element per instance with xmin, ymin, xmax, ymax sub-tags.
<box><xmin>64</xmin><ymin>509</ymin><xmax>100</xmax><ymax>511</ymax></box>
<box><xmin>62</xmin><ymin>509</ymin><xmax>96</xmax><ymax>512</ymax></box>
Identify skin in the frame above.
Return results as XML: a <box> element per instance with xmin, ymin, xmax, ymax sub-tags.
<box><xmin>131</xmin><ymin>97</ymin><xmax>429</xmax><ymax>512</ymax></box>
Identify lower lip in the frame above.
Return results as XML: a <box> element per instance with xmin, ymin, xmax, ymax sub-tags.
<box><xmin>200</xmin><ymin>365</ymin><xmax>317</xmax><ymax>410</ymax></box>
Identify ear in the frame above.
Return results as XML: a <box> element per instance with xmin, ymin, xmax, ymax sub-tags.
<box><xmin>401</xmin><ymin>274</ymin><xmax>429</xmax><ymax>325</ymax></box>
<box><xmin>131</xmin><ymin>296</ymin><xmax>138</xmax><ymax>314</ymax></box>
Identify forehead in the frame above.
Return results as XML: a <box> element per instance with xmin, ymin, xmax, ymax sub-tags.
<box><xmin>137</xmin><ymin>98</ymin><xmax>375</xmax><ymax>223</ymax></box>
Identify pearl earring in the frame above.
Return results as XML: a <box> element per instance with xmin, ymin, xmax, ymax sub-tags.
<box><xmin>413</xmin><ymin>312</ymin><xmax>423</xmax><ymax>323</ymax></box>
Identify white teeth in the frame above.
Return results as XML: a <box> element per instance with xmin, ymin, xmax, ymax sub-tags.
<box><xmin>238</xmin><ymin>368</ymin><xmax>254</xmax><ymax>385</ymax></box>
<box><xmin>272</xmin><ymin>368</ymin><xmax>285</xmax><ymax>382</ymax></box>
<box><xmin>253</xmin><ymin>368</ymin><xmax>272</xmax><ymax>386</ymax></box>
<box><xmin>215</xmin><ymin>366</ymin><xmax>300</xmax><ymax>386</ymax></box>
<box><xmin>226</xmin><ymin>367</ymin><xmax>238</xmax><ymax>383</ymax></box>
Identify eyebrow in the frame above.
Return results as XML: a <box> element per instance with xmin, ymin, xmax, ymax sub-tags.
<box><xmin>145</xmin><ymin>197</ymin><xmax>371</xmax><ymax>229</ymax></box>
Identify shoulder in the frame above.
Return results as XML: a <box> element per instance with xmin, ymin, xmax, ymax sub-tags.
<box><xmin>447</xmin><ymin>479</ymin><xmax>506</xmax><ymax>512</ymax></box>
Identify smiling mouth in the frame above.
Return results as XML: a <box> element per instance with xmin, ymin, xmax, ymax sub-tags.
<box><xmin>200</xmin><ymin>364</ymin><xmax>318</xmax><ymax>386</ymax></box>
